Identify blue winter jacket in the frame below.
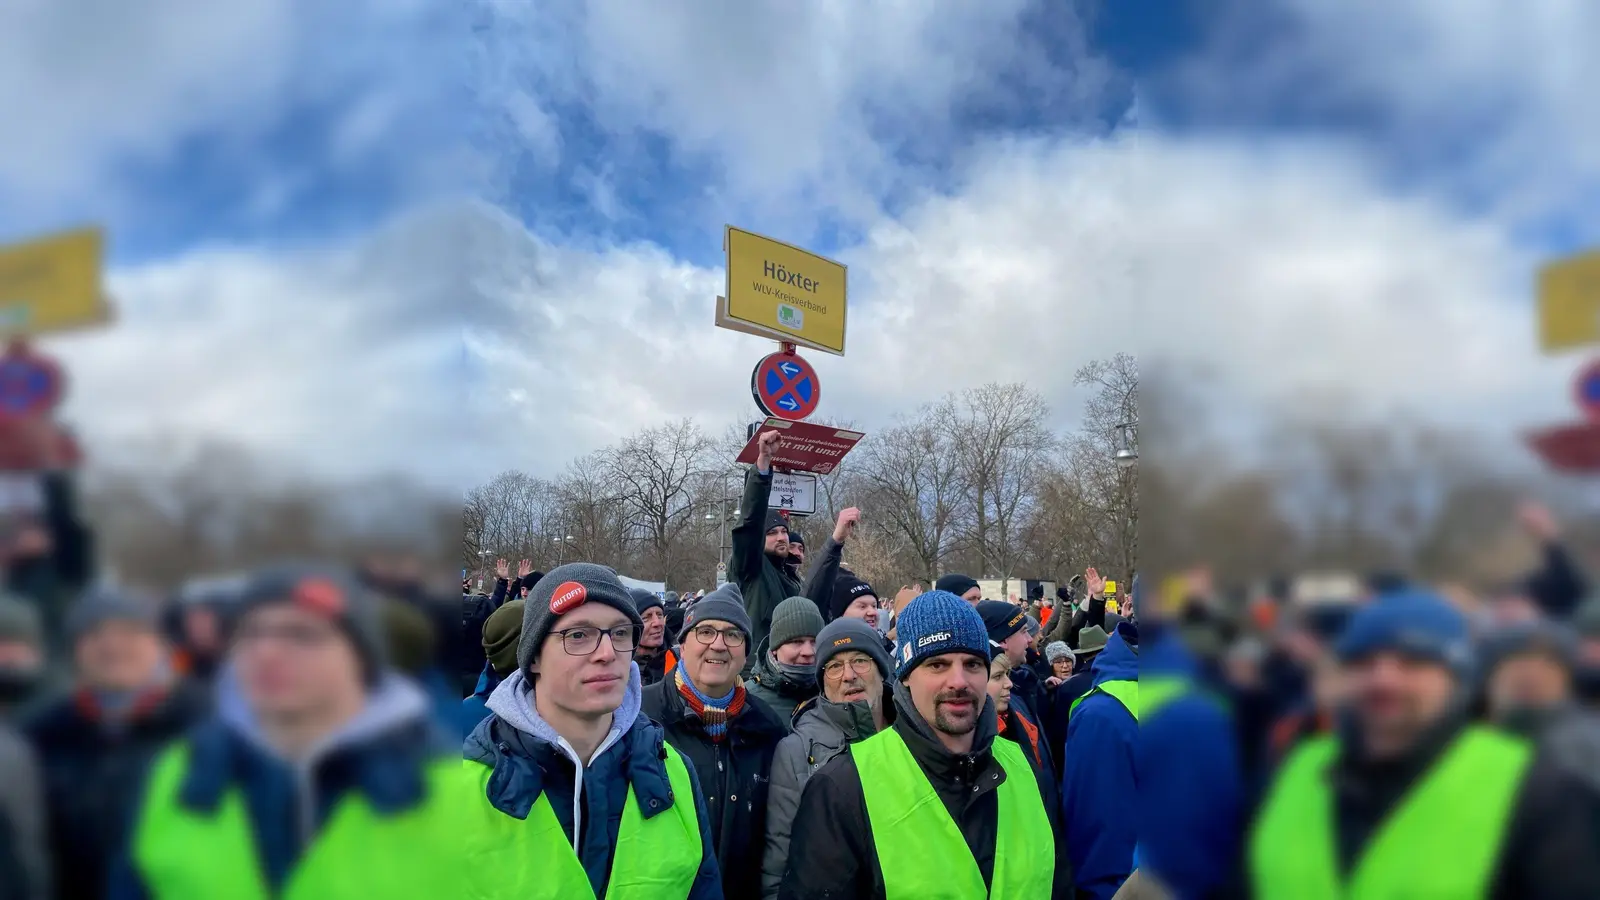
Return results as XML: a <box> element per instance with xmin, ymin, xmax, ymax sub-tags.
<box><xmin>108</xmin><ymin>670</ymin><xmax>455</xmax><ymax>900</ymax></box>
<box><xmin>457</xmin><ymin>662</ymin><xmax>501</xmax><ymax>739</ymax></box>
<box><xmin>463</xmin><ymin>664</ymin><xmax>723</xmax><ymax>900</ymax></box>
<box><xmin>1061</xmin><ymin>621</ymin><xmax>1139</xmax><ymax>900</ymax></box>
<box><xmin>1137</xmin><ymin>621</ymin><xmax>1242</xmax><ymax>900</ymax></box>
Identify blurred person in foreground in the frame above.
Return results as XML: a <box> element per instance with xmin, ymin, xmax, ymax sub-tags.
<box><xmin>1243</xmin><ymin>589</ymin><xmax>1600</xmax><ymax>898</ymax></box>
<box><xmin>462</xmin><ymin>563</ymin><xmax>721</xmax><ymax>899</ymax></box>
<box><xmin>109</xmin><ymin>565</ymin><xmax>459</xmax><ymax>899</ymax></box>
<box><xmin>762</xmin><ymin>617</ymin><xmax>894</xmax><ymax>899</ymax></box>
<box><xmin>0</xmin><ymin>594</ymin><xmax>48</xmax><ymax>900</ymax></box>
<box><xmin>1482</xmin><ymin>619</ymin><xmax>1600</xmax><ymax>792</ymax></box>
<box><xmin>1570</xmin><ymin>595</ymin><xmax>1600</xmax><ymax>710</ymax></box>
<box><xmin>643</xmin><ymin>583</ymin><xmax>784</xmax><ymax>900</ymax></box>
<box><xmin>26</xmin><ymin>588</ymin><xmax>206</xmax><ymax>900</ymax></box>
<box><xmin>1127</xmin><ymin>574</ymin><xmax>1242</xmax><ymax>900</ymax></box>
<box><xmin>779</xmin><ymin>590</ymin><xmax>1071</xmax><ymax>899</ymax></box>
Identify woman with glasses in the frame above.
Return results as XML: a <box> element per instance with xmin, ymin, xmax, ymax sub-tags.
<box><xmin>760</xmin><ymin>617</ymin><xmax>895</xmax><ymax>900</ymax></box>
<box><xmin>641</xmin><ymin>583</ymin><xmax>786</xmax><ymax>900</ymax></box>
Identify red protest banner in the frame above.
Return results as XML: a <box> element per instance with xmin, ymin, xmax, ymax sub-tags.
<box><xmin>736</xmin><ymin>418</ymin><xmax>865</xmax><ymax>476</ymax></box>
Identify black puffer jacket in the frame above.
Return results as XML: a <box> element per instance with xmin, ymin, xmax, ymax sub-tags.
<box><xmin>642</xmin><ymin>676</ymin><xmax>787</xmax><ymax>900</ymax></box>
<box><xmin>731</xmin><ymin>467</ymin><xmax>803</xmax><ymax>659</ymax></box>
<box><xmin>24</xmin><ymin>681</ymin><xmax>208</xmax><ymax>900</ymax></box>
<box><xmin>777</xmin><ymin>680</ymin><xmax>1074</xmax><ymax>899</ymax></box>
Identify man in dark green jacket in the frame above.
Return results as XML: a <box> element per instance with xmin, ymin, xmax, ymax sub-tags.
<box><xmin>732</xmin><ymin>431</ymin><xmax>802</xmax><ymax>664</ymax></box>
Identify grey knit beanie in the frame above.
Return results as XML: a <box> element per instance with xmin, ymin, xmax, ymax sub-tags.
<box><xmin>517</xmin><ymin>563</ymin><xmax>643</xmax><ymax>674</ymax></box>
<box><xmin>681</xmin><ymin>582</ymin><xmax>753</xmax><ymax>646</ymax></box>
<box><xmin>235</xmin><ymin>563</ymin><xmax>387</xmax><ymax>680</ymax></box>
<box><xmin>768</xmin><ymin>596</ymin><xmax>824</xmax><ymax>650</ymax></box>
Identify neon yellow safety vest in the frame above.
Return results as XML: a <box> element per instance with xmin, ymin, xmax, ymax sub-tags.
<box><xmin>854</xmin><ymin>727</ymin><xmax>1054</xmax><ymax>900</ymax></box>
<box><xmin>133</xmin><ymin>743</ymin><xmax>465</xmax><ymax>900</ymax></box>
<box><xmin>1250</xmin><ymin>726</ymin><xmax>1532</xmax><ymax>900</ymax></box>
<box><xmin>1071</xmin><ymin>678</ymin><xmax>1139</xmax><ymax>719</ymax></box>
<box><xmin>460</xmin><ymin>740</ymin><xmax>702</xmax><ymax>900</ymax></box>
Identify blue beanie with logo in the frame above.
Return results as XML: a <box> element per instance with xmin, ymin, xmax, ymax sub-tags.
<box><xmin>892</xmin><ymin>590</ymin><xmax>991</xmax><ymax>680</ymax></box>
<box><xmin>1335</xmin><ymin>589</ymin><xmax>1474</xmax><ymax>675</ymax></box>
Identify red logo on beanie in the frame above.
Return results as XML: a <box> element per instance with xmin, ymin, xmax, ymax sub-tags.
<box><xmin>293</xmin><ymin>578</ymin><xmax>346</xmax><ymax>617</ymax></box>
<box><xmin>550</xmin><ymin>581</ymin><xmax>588</xmax><ymax>614</ymax></box>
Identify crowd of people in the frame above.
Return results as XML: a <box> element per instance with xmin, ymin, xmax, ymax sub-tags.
<box><xmin>460</xmin><ymin>431</ymin><xmax>1600</xmax><ymax>900</ymax></box>
<box><xmin>459</xmin><ymin>431</ymin><xmax>1136</xmax><ymax>898</ymax></box>
<box><xmin>0</xmin><ymin>454</ymin><xmax>467</xmax><ymax>899</ymax></box>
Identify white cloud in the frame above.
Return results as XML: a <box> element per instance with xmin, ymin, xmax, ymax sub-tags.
<box><xmin>464</xmin><ymin>129</ymin><xmax>1576</xmax><ymax>484</ymax></box>
<box><xmin>1175</xmin><ymin>0</ymin><xmax>1600</xmax><ymax>225</ymax></box>
<box><xmin>48</xmin><ymin>203</ymin><xmax>479</xmax><ymax>494</ymax></box>
<box><xmin>0</xmin><ymin>0</ymin><xmax>296</xmax><ymax>206</ymax></box>
<box><xmin>475</xmin><ymin>0</ymin><xmax>1110</xmax><ymax>230</ymax></box>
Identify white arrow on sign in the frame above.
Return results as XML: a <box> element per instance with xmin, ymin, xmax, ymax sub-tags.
<box><xmin>777</xmin><ymin>396</ymin><xmax>799</xmax><ymax>410</ymax></box>
<box><xmin>779</xmin><ymin>362</ymin><xmax>801</xmax><ymax>377</ymax></box>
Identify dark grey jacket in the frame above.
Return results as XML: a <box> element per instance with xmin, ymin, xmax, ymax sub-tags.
<box><xmin>761</xmin><ymin>688</ymin><xmax>891</xmax><ymax>900</ymax></box>
<box><xmin>0</xmin><ymin>724</ymin><xmax>46</xmax><ymax>900</ymax></box>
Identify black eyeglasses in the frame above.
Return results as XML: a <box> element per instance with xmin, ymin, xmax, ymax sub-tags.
<box><xmin>689</xmin><ymin>625</ymin><xmax>746</xmax><ymax>648</ymax></box>
<box><xmin>552</xmin><ymin>624</ymin><xmax>642</xmax><ymax>656</ymax></box>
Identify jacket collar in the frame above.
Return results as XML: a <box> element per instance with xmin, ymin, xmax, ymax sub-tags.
<box><xmin>467</xmin><ymin>711</ymin><xmax>677</xmax><ymax>822</ymax></box>
<box><xmin>178</xmin><ymin>714</ymin><xmax>441</xmax><ymax>818</ymax></box>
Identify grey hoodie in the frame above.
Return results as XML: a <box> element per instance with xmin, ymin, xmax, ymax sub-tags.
<box><xmin>215</xmin><ymin>663</ymin><xmax>433</xmax><ymax>846</ymax></box>
<box><xmin>483</xmin><ymin>661</ymin><xmax>644</xmax><ymax>848</ymax></box>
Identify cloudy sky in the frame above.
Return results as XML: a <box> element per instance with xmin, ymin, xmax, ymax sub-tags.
<box><xmin>7</xmin><ymin>0</ymin><xmax>1596</xmax><ymax>493</ymax></box>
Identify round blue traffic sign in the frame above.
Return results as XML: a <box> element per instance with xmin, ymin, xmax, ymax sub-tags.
<box><xmin>0</xmin><ymin>351</ymin><xmax>62</xmax><ymax>419</ymax></box>
<box><xmin>751</xmin><ymin>350</ymin><xmax>821</xmax><ymax>421</ymax></box>
<box><xmin>1577</xmin><ymin>359</ymin><xmax>1600</xmax><ymax>420</ymax></box>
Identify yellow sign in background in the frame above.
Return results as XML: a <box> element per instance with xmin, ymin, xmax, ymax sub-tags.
<box><xmin>721</xmin><ymin>225</ymin><xmax>848</xmax><ymax>355</ymax></box>
<box><xmin>1538</xmin><ymin>248</ymin><xmax>1600</xmax><ymax>353</ymax></box>
<box><xmin>0</xmin><ymin>227</ymin><xmax>111</xmax><ymax>336</ymax></box>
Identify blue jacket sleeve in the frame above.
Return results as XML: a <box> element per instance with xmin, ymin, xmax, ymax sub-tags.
<box><xmin>104</xmin><ymin>853</ymin><xmax>151</xmax><ymax>900</ymax></box>
<box><xmin>682</xmin><ymin>758</ymin><xmax>726</xmax><ymax>900</ymax></box>
<box><xmin>1138</xmin><ymin>697</ymin><xmax>1243</xmax><ymax>899</ymax></box>
<box><xmin>1060</xmin><ymin>697</ymin><xmax>1138</xmax><ymax>900</ymax></box>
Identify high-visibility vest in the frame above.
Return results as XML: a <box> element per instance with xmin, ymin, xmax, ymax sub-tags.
<box><xmin>1249</xmin><ymin>726</ymin><xmax>1532</xmax><ymax>899</ymax></box>
<box><xmin>460</xmin><ymin>740</ymin><xmax>702</xmax><ymax>900</ymax></box>
<box><xmin>1071</xmin><ymin>678</ymin><xmax>1139</xmax><ymax>720</ymax></box>
<box><xmin>133</xmin><ymin>743</ymin><xmax>463</xmax><ymax>899</ymax></box>
<box><xmin>854</xmin><ymin>727</ymin><xmax>1054</xmax><ymax>899</ymax></box>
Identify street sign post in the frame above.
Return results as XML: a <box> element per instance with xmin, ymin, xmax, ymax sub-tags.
<box><xmin>736</xmin><ymin>418</ymin><xmax>865</xmax><ymax>476</ymax></box>
<box><xmin>751</xmin><ymin>349</ymin><xmax>821</xmax><ymax>420</ymax></box>
<box><xmin>0</xmin><ymin>227</ymin><xmax>113</xmax><ymax>337</ymax></box>
<box><xmin>0</xmin><ymin>345</ymin><xmax>63</xmax><ymax>420</ymax></box>
<box><xmin>715</xmin><ymin>226</ymin><xmax>848</xmax><ymax>356</ymax></box>
<box><xmin>768</xmin><ymin>471</ymin><xmax>818</xmax><ymax>516</ymax></box>
<box><xmin>1539</xmin><ymin>248</ymin><xmax>1600</xmax><ymax>354</ymax></box>
<box><xmin>1528</xmin><ymin>356</ymin><xmax>1600</xmax><ymax>472</ymax></box>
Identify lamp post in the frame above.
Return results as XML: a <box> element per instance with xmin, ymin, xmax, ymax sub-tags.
<box><xmin>1113</xmin><ymin>419</ymin><xmax>1139</xmax><ymax>468</ymax></box>
<box><xmin>476</xmin><ymin>549</ymin><xmax>495</xmax><ymax>591</ymax></box>
<box><xmin>706</xmin><ymin>498</ymin><xmax>741</xmax><ymax>585</ymax></box>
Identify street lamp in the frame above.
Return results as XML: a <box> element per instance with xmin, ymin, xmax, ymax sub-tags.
<box><xmin>1113</xmin><ymin>419</ymin><xmax>1139</xmax><ymax>469</ymax></box>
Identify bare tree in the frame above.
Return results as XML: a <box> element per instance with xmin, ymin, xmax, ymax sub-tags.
<box><xmin>954</xmin><ymin>383</ymin><xmax>1054</xmax><ymax>594</ymax></box>
<box><xmin>854</xmin><ymin>400</ymin><xmax>968</xmax><ymax>585</ymax></box>
<box><xmin>603</xmin><ymin>419</ymin><xmax>715</xmax><ymax>584</ymax></box>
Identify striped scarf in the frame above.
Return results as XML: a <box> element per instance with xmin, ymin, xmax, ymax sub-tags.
<box><xmin>675</xmin><ymin>659</ymin><xmax>746</xmax><ymax>743</ymax></box>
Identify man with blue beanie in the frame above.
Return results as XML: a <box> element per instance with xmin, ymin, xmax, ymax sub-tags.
<box><xmin>1246</xmin><ymin>589</ymin><xmax>1600</xmax><ymax>898</ymax></box>
<box><xmin>778</xmin><ymin>591</ymin><xmax>1072</xmax><ymax>899</ymax></box>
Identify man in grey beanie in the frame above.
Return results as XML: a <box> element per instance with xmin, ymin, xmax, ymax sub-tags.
<box><xmin>628</xmin><ymin>587</ymin><xmax>670</xmax><ymax>687</ymax></box>
<box><xmin>462</xmin><ymin>561</ymin><xmax>723</xmax><ymax>899</ymax></box>
<box><xmin>643</xmin><ymin>578</ymin><xmax>785</xmax><ymax>899</ymax></box>
<box><xmin>762</xmin><ymin>616</ymin><xmax>895</xmax><ymax>898</ymax></box>
<box><xmin>747</xmin><ymin>596</ymin><xmax>824</xmax><ymax>730</ymax></box>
